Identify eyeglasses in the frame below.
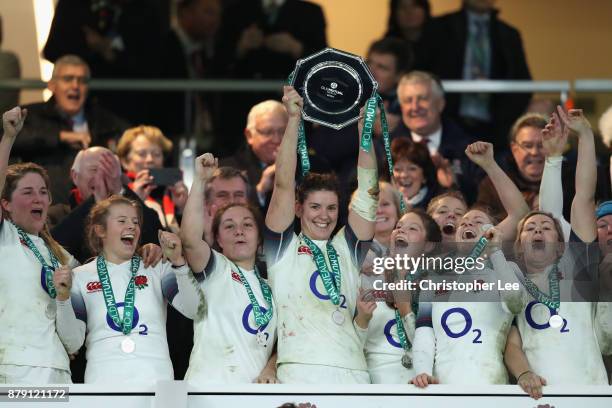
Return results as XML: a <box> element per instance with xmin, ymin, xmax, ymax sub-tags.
<box><xmin>255</xmin><ymin>128</ymin><xmax>284</xmax><ymax>138</ymax></box>
<box><xmin>513</xmin><ymin>141</ymin><xmax>544</xmax><ymax>153</ymax></box>
<box><xmin>57</xmin><ymin>75</ymin><xmax>90</xmax><ymax>85</ymax></box>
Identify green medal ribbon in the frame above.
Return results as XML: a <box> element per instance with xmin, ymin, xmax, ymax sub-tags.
<box><xmin>522</xmin><ymin>263</ymin><xmax>560</xmax><ymax>310</ymax></box>
<box><xmin>301</xmin><ymin>234</ymin><xmax>342</xmax><ymax>305</ymax></box>
<box><xmin>394</xmin><ymin>309</ymin><xmax>412</xmax><ymax>352</ymax></box>
<box><xmin>232</xmin><ymin>262</ymin><xmax>274</xmax><ymax>327</ymax></box>
<box><xmin>467</xmin><ymin>236</ymin><xmax>488</xmax><ymax>260</ymax></box>
<box><xmin>15</xmin><ymin>223</ymin><xmax>59</xmax><ymax>298</ymax></box>
<box><xmin>287</xmin><ymin>70</ymin><xmax>311</xmax><ymax>176</ymax></box>
<box><xmin>360</xmin><ymin>94</ymin><xmax>407</xmax><ymax>213</ymax></box>
<box><xmin>96</xmin><ymin>255</ymin><xmax>141</xmax><ymax>335</ymax></box>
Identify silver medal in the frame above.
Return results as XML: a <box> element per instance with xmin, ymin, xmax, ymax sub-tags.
<box><xmin>401</xmin><ymin>353</ymin><xmax>412</xmax><ymax>369</ymax></box>
<box><xmin>332</xmin><ymin>309</ymin><xmax>345</xmax><ymax>325</ymax></box>
<box><xmin>256</xmin><ymin>331</ymin><xmax>268</xmax><ymax>346</ymax></box>
<box><xmin>549</xmin><ymin>314</ymin><xmax>563</xmax><ymax>329</ymax></box>
<box><xmin>45</xmin><ymin>302</ymin><xmax>56</xmax><ymax>320</ymax></box>
<box><xmin>121</xmin><ymin>337</ymin><xmax>136</xmax><ymax>353</ymax></box>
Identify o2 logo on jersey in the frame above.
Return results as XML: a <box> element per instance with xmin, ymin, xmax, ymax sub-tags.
<box><xmin>440</xmin><ymin>307</ymin><xmax>482</xmax><ymax>344</ymax></box>
<box><xmin>106</xmin><ymin>302</ymin><xmax>148</xmax><ymax>335</ymax></box>
<box><xmin>524</xmin><ymin>301</ymin><xmax>569</xmax><ymax>333</ymax></box>
<box><xmin>383</xmin><ymin>319</ymin><xmax>402</xmax><ymax>349</ymax></box>
<box><xmin>309</xmin><ymin>270</ymin><xmax>347</xmax><ymax>308</ymax></box>
<box><xmin>242</xmin><ymin>304</ymin><xmax>271</xmax><ymax>346</ymax></box>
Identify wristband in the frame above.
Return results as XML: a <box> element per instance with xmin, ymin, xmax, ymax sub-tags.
<box><xmin>517</xmin><ymin>370</ymin><xmax>532</xmax><ymax>382</ymax></box>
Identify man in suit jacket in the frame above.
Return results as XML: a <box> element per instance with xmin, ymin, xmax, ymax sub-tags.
<box><xmin>43</xmin><ymin>0</ymin><xmax>164</xmax><ymax>123</ymax></box>
<box><xmin>14</xmin><ymin>55</ymin><xmax>128</xmax><ymax>205</ymax></box>
<box><xmin>221</xmin><ymin>99</ymin><xmax>288</xmax><ymax>210</ymax></box>
<box><xmin>391</xmin><ymin>71</ymin><xmax>483</xmax><ymax>204</ymax></box>
<box><xmin>415</xmin><ymin>0</ymin><xmax>531</xmax><ymax>153</ymax></box>
<box><xmin>150</xmin><ymin>0</ymin><xmax>222</xmax><ymax>143</ymax></box>
<box><xmin>213</xmin><ymin>0</ymin><xmax>327</xmax><ymax>155</ymax></box>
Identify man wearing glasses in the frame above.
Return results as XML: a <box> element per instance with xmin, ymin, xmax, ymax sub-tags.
<box><xmin>476</xmin><ymin>113</ymin><xmax>549</xmax><ymax>219</ymax></box>
<box><xmin>221</xmin><ymin>99</ymin><xmax>288</xmax><ymax>210</ymax></box>
<box><xmin>14</xmin><ymin>54</ymin><xmax>129</xmax><ymax>205</ymax></box>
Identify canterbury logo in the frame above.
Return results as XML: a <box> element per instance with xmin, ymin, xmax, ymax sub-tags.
<box><xmin>86</xmin><ymin>281</ymin><xmax>102</xmax><ymax>293</ymax></box>
<box><xmin>297</xmin><ymin>245</ymin><xmax>312</xmax><ymax>256</ymax></box>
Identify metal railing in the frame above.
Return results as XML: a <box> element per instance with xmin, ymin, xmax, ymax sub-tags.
<box><xmin>0</xmin><ymin>78</ymin><xmax>574</xmax><ymax>95</ymax></box>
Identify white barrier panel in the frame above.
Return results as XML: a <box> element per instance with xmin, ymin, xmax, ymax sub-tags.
<box><xmin>2</xmin><ymin>384</ymin><xmax>611</xmax><ymax>408</ymax></box>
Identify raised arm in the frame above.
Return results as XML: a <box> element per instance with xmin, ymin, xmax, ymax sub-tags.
<box><xmin>0</xmin><ymin>107</ymin><xmax>27</xmax><ymax>202</ymax></box>
<box><xmin>347</xmin><ymin>105</ymin><xmax>379</xmax><ymax>240</ymax></box>
<box><xmin>539</xmin><ymin>114</ymin><xmax>571</xmax><ymax>240</ymax></box>
<box><xmin>465</xmin><ymin>142</ymin><xmax>529</xmax><ymax>241</ymax></box>
<box><xmin>558</xmin><ymin>107</ymin><xmax>597</xmax><ymax>241</ymax></box>
<box><xmin>265</xmin><ymin>86</ymin><xmax>302</xmax><ymax>233</ymax></box>
<box><xmin>179</xmin><ymin>153</ymin><xmax>216</xmax><ymax>273</ymax></box>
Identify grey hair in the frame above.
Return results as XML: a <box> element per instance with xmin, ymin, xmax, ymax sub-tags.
<box><xmin>246</xmin><ymin>100</ymin><xmax>287</xmax><ymax>130</ymax></box>
<box><xmin>397</xmin><ymin>70</ymin><xmax>445</xmax><ymax>101</ymax></box>
<box><xmin>599</xmin><ymin>105</ymin><xmax>612</xmax><ymax>148</ymax></box>
<box><xmin>51</xmin><ymin>55</ymin><xmax>91</xmax><ymax>79</ymax></box>
<box><xmin>71</xmin><ymin>146</ymin><xmax>113</xmax><ymax>173</ymax></box>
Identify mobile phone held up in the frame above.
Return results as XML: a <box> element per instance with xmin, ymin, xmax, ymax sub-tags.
<box><xmin>148</xmin><ymin>168</ymin><xmax>182</xmax><ymax>187</ymax></box>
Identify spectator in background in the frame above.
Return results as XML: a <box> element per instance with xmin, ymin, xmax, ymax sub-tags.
<box><xmin>476</xmin><ymin>113</ymin><xmax>549</xmax><ymax>220</ymax></box>
<box><xmin>221</xmin><ymin>100</ymin><xmax>288</xmax><ymax>210</ymax></box>
<box><xmin>50</xmin><ymin>147</ymin><xmax>162</xmax><ymax>264</ymax></box>
<box><xmin>0</xmin><ymin>15</ymin><xmax>20</xmax><ymax>113</ymax></box>
<box><xmin>366</xmin><ymin>37</ymin><xmax>414</xmax><ymax>135</ymax></box>
<box><xmin>384</xmin><ymin>0</ymin><xmax>431</xmax><ymax>47</ymax></box>
<box><xmin>151</xmin><ymin>0</ymin><xmax>222</xmax><ymax>150</ymax></box>
<box><xmin>392</xmin><ymin>71</ymin><xmax>482</xmax><ymax>204</ymax></box>
<box><xmin>14</xmin><ymin>55</ymin><xmax>128</xmax><ymax>205</ymax></box>
<box><xmin>43</xmin><ymin>0</ymin><xmax>164</xmax><ymax>124</ymax></box>
<box><xmin>213</xmin><ymin>0</ymin><xmax>327</xmax><ymax>156</ymax></box>
<box><xmin>117</xmin><ymin>126</ymin><xmax>189</xmax><ymax>233</ymax></box>
<box><xmin>415</xmin><ymin>0</ymin><xmax>531</xmax><ymax>152</ymax></box>
<box><xmin>599</xmin><ymin>106</ymin><xmax>612</xmax><ymax>194</ymax></box>
<box><xmin>391</xmin><ymin>137</ymin><xmax>441</xmax><ymax>209</ymax></box>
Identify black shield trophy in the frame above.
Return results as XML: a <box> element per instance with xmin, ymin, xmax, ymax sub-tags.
<box><xmin>288</xmin><ymin>48</ymin><xmax>403</xmax><ymax>216</ymax></box>
<box><xmin>290</xmin><ymin>48</ymin><xmax>378</xmax><ymax>130</ymax></box>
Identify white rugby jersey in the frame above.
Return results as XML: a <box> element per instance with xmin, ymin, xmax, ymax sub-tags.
<box><xmin>412</xmin><ymin>256</ymin><xmax>516</xmax><ymax>385</ymax></box>
<box><xmin>361</xmin><ymin>304</ymin><xmax>416</xmax><ymax>384</ymax></box>
<box><xmin>263</xmin><ymin>223</ymin><xmax>370</xmax><ymax>374</ymax></box>
<box><xmin>0</xmin><ymin>219</ymin><xmax>76</xmax><ymax>372</ymax></box>
<box><xmin>509</xmin><ymin>231</ymin><xmax>608</xmax><ymax>384</ymax></box>
<box><xmin>183</xmin><ymin>251</ymin><xmax>277</xmax><ymax>385</ymax></box>
<box><xmin>65</xmin><ymin>257</ymin><xmax>195</xmax><ymax>383</ymax></box>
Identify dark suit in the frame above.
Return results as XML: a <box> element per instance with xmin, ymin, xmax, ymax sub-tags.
<box><xmin>213</xmin><ymin>0</ymin><xmax>327</xmax><ymax>156</ymax></box>
<box><xmin>43</xmin><ymin>0</ymin><xmax>164</xmax><ymax>123</ymax></box>
<box><xmin>391</xmin><ymin>118</ymin><xmax>484</xmax><ymax>205</ymax></box>
<box><xmin>149</xmin><ymin>27</ymin><xmax>222</xmax><ymax>144</ymax></box>
<box><xmin>415</xmin><ymin>8</ymin><xmax>531</xmax><ymax>151</ymax></box>
<box><xmin>14</xmin><ymin>98</ymin><xmax>129</xmax><ymax>204</ymax></box>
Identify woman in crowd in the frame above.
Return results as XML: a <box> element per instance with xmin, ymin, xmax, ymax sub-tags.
<box><xmin>361</xmin><ymin>182</ymin><xmax>403</xmax><ymax>285</ymax></box>
<box><xmin>0</xmin><ymin>107</ymin><xmax>77</xmax><ymax>384</ymax></box>
<box><xmin>179</xmin><ymin>153</ymin><xmax>277</xmax><ymax>384</ymax></box>
<box><xmin>356</xmin><ymin>208</ymin><xmax>441</xmax><ymax>383</ymax></box>
<box><xmin>410</xmin><ymin>141</ymin><xmax>529</xmax><ymax>387</ymax></box>
<box><xmin>391</xmin><ymin>137</ymin><xmax>440</xmax><ymax>209</ymax></box>
<box><xmin>385</xmin><ymin>0</ymin><xmax>431</xmax><ymax>46</ymax></box>
<box><xmin>427</xmin><ymin>191</ymin><xmax>468</xmax><ymax>243</ymax></box>
<box><xmin>503</xmin><ymin>108</ymin><xmax>609</xmax><ymax>399</ymax></box>
<box><xmin>117</xmin><ymin>125</ymin><xmax>188</xmax><ymax>232</ymax></box>
<box><xmin>263</xmin><ymin>86</ymin><xmax>378</xmax><ymax>383</ymax></box>
<box><xmin>54</xmin><ymin>195</ymin><xmax>197</xmax><ymax>383</ymax></box>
